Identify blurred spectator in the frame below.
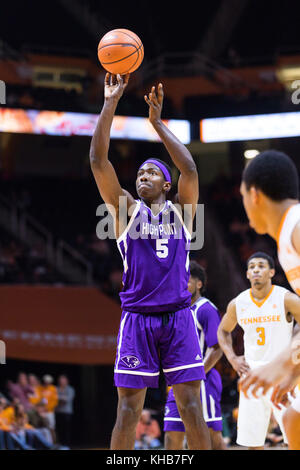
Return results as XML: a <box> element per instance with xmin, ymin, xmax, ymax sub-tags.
<box><xmin>0</xmin><ymin>397</ymin><xmax>12</xmax><ymax>432</ymax></box>
<box><xmin>0</xmin><ymin>396</ymin><xmax>54</xmax><ymax>450</ymax></box>
<box><xmin>10</xmin><ymin>403</ymin><xmax>54</xmax><ymax>450</ymax></box>
<box><xmin>28</xmin><ymin>374</ymin><xmax>42</xmax><ymax>406</ymax></box>
<box><xmin>0</xmin><ymin>391</ymin><xmax>9</xmax><ymax>402</ymax></box>
<box><xmin>0</xmin><ymin>397</ymin><xmax>17</xmax><ymax>428</ymax></box>
<box><xmin>38</xmin><ymin>375</ymin><xmax>58</xmax><ymax>439</ymax></box>
<box><xmin>135</xmin><ymin>409</ymin><xmax>162</xmax><ymax>450</ymax></box>
<box><xmin>55</xmin><ymin>374</ymin><xmax>75</xmax><ymax>447</ymax></box>
<box><xmin>7</xmin><ymin>373</ymin><xmax>34</xmax><ymax>411</ymax></box>
<box><xmin>0</xmin><ymin>397</ymin><xmax>15</xmax><ymax>450</ymax></box>
<box><xmin>27</xmin><ymin>400</ymin><xmax>53</xmax><ymax>445</ymax></box>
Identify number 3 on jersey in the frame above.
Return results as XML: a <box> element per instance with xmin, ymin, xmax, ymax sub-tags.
<box><xmin>156</xmin><ymin>239</ymin><xmax>168</xmax><ymax>258</ymax></box>
<box><xmin>256</xmin><ymin>327</ymin><xmax>265</xmax><ymax>346</ymax></box>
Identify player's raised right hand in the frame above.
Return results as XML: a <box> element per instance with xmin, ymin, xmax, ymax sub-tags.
<box><xmin>104</xmin><ymin>73</ymin><xmax>130</xmax><ymax>102</ymax></box>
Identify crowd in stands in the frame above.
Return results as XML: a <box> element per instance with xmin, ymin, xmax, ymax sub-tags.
<box><xmin>0</xmin><ymin>372</ymin><xmax>75</xmax><ymax>450</ymax></box>
<box><xmin>6</xmin><ymin>84</ymin><xmax>88</xmax><ymax>114</ymax></box>
<box><xmin>0</xmin><ymin>228</ymin><xmax>67</xmax><ymax>285</ymax></box>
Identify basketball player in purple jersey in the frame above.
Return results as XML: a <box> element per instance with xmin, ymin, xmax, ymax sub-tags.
<box><xmin>164</xmin><ymin>261</ymin><xmax>226</xmax><ymax>450</ymax></box>
<box><xmin>90</xmin><ymin>73</ymin><xmax>211</xmax><ymax>450</ymax></box>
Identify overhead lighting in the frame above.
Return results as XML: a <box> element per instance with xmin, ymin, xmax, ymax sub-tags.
<box><xmin>244</xmin><ymin>149</ymin><xmax>259</xmax><ymax>159</ymax></box>
<box><xmin>200</xmin><ymin>111</ymin><xmax>300</xmax><ymax>142</ymax></box>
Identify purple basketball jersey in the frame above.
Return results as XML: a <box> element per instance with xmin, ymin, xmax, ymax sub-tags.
<box><xmin>191</xmin><ymin>297</ymin><xmax>221</xmax><ymax>381</ymax></box>
<box><xmin>117</xmin><ymin>199</ymin><xmax>191</xmax><ymax>314</ymax></box>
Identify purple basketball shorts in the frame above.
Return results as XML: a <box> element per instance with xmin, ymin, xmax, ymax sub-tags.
<box><xmin>164</xmin><ymin>369</ymin><xmax>223</xmax><ymax>432</ymax></box>
<box><xmin>114</xmin><ymin>307</ymin><xmax>205</xmax><ymax>389</ymax></box>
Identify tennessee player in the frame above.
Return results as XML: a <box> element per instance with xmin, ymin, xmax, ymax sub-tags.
<box><xmin>239</xmin><ymin>150</ymin><xmax>300</xmax><ymax>449</ymax></box>
<box><xmin>217</xmin><ymin>252</ymin><xmax>300</xmax><ymax>449</ymax></box>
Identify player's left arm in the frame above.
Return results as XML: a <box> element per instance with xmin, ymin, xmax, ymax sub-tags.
<box><xmin>285</xmin><ymin>291</ymin><xmax>300</xmax><ymax>324</ymax></box>
<box><xmin>144</xmin><ymin>84</ymin><xmax>198</xmax><ymax>220</ymax></box>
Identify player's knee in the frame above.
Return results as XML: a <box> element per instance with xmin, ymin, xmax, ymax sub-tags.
<box><xmin>117</xmin><ymin>401</ymin><xmax>142</xmax><ymax>428</ymax></box>
<box><xmin>164</xmin><ymin>431</ymin><xmax>184</xmax><ymax>450</ymax></box>
<box><xmin>178</xmin><ymin>397</ymin><xmax>202</xmax><ymax>424</ymax></box>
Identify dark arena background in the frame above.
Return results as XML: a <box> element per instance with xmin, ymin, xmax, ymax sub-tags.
<box><xmin>1</xmin><ymin>0</ymin><xmax>300</xmax><ymax>451</ymax></box>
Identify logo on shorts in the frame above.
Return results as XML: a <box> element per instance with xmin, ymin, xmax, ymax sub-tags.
<box><xmin>121</xmin><ymin>355</ymin><xmax>141</xmax><ymax>369</ymax></box>
<box><xmin>195</xmin><ymin>354</ymin><xmax>201</xmax><ymax>361</ymax></box>
<box><xmin>165</xmin><ymin>406</ymin><xmax>170</xmax><ymax>416</ymax></box>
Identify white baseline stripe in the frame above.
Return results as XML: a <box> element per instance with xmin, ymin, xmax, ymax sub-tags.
<box><xmin>163</xmin><ymin>362</ymin><xmax>203</xmax><ymax>373</ymax></box>
<box><xmin>114</xmin><ymin>369</ymin><xmax>160</xmax><ymax>377</ymax></box>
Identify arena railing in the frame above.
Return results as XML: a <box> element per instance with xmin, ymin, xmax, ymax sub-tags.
<box><xmin>0</xmin><ymin>193</ymin><xmax>93</xmax><ymax>285</ymax></box>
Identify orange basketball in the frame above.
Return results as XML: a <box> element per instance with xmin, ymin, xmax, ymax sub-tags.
<box><xmin>98</xmin><ymin>29</ymin><xmax>144</xmax><ymax>75</ymax></box>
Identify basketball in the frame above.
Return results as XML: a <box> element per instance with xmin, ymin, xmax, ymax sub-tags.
<box><xmin>98</xmin><ymin>29</ymin><xmax>144</xmax><ymax>75</ymax></box>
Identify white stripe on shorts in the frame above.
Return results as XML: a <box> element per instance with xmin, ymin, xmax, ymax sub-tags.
<box><xmin>210</xmin><ymin>394</ymin><xmax>216</xmax><ymax>420</ymax></box>
<box><xmin>163</xmin><ymin>362</ymin><xmax>203</xmax><ymax>373</ymax></box>
<box><xmin>114</xmin><ymin>369</ymin><xmax>160</xmax><ymax>376</ymax></box>
<box><xmin>164</xmin><ymin>417</ymin><xmax>183</xmax><ymax>422</ymax></box>
<box><xmin>201</xmin><ymin>380</ymin><xmax>209</xmax><ymax>421</ymax></box>
<box><xmin>164</xmin><ymin>415</ymin><xmax>222</xmax><ymax>424</ymax></box>
<box><xmin>115</xmin><ymin>312</ymin><xmax>129</xmax><ymax>371</ymax></box>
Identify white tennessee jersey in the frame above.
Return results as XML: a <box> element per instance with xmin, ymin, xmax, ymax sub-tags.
<box><xmin>277</xmin><ymin>203</ymin><xmax>300</xmax><ymax>295</ymax></box>
<box><xmin>236</xmin><ymin>285</ymin><xmax>293</xmax><ymax>368</ymax></box>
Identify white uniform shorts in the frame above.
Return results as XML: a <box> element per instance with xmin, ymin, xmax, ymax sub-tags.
<box><xmin>237</xmin><ymin>387</ymin><xmax>288</xmax><ymax>448</ymax></box>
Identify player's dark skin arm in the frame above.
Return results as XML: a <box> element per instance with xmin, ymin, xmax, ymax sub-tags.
<box><xmin>203</xmin><ymin>344</ymin><xmax>223</xmax><ymax>374</ymax></box>
<box><xmin>144</xmin><ymin>85</ymin><xmax>199</xmax><ymax>222</ymax></box>
<box><xmin>89</xmin><ymin>73</ymin><xmax>135</xmax><ymax>236</ymax></box>
<box><xmin>217</xmin><ymin>299</ymin><xmax>250</xmax><ymax>377</ymax></box>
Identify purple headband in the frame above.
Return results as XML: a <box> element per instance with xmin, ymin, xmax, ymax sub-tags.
<box><xmin>138</xmin><ymin>159</ymin><xmax>172</xmax><ymax>184</ymax></box>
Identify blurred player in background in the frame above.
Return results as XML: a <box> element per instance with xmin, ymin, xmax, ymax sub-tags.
<box><xmin>218</xmin><ymin>252</ymin><xmax>300</xmax><ymax>449</ymax></box>
<box><xmin>219</xmin><ymin>249</ymin><xmax>300</xmax><ymax>449</ymax></box>
<box><xmin>238</xmin><ymin>150</ymin><xmax>300</xmax><ymax>449</ymax></box>
<box><xmin>89</xmin><ymin>73</ymin><xmax>211</xmax><ymax>450</ymax></box>
<box><xmin>164</xmin><ymin>261</ymin><xmax>225</xmax><ymax>450</ymax></box>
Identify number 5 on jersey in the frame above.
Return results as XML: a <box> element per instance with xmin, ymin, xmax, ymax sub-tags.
<box><xmin>156</xmin><ymin>239</ymin><xmax>168</xmax><ymax>258</ymax></box>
